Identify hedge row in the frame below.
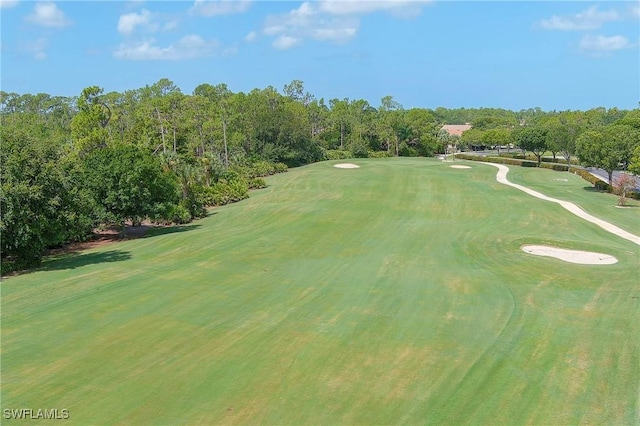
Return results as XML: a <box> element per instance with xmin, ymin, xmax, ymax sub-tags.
<box><xmin>568</xmin><ymin>167</ymin><xmax>612</xmax><ymax>192</ymax></box>
<box><xmin>539</xmin><ymin>162</ymin><xmax>570</xmax><ymax>172</ymax></box>
<box><xmin>368</xmin><ymin>150</ymin><xmax>392</xmax><ymax>158</ymax></box>
<box><xmin>241</xmin><ymin>160</ymin><xmax>288</xmax><ymax>178</ymax></box>
<box><xmin>497</xmin><ymin>153</ymin><xmax>579</xmax><ymax>165</ymax></box>
<box><xmin>456</xmin><ymin>154</ymin><xmax>572</xmax><ymax>171</ymax></box>
<box><xmin>455</xmin><ymin>154</ymin><xmax>537</xmax><ymax>167</ymax></box>
<box><xmin>324</xmin><ymin>150</ymin><xmax>353</xmax><ymax>160</ymax></box>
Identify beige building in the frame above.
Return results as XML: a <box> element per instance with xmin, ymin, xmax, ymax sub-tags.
<box><xmin>440</xmin><ymin>124</ymin><xmax>472</xmax><ymax>137</ymax></box>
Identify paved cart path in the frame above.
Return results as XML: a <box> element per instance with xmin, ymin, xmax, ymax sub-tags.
<box><xmin>483</xmin><ymin>162</ymin><xmax>640</xmax><ymax>246</ymax></box>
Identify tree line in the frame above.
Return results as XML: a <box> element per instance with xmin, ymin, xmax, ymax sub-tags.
<box><xmin>2</xmin><ymin>78</ymin><xmax>639</xmax><ymax>270</ymax></box>
<box><xmin>456</xmin><ymin>108</ymin><xmax>640</xmax><ymax>184</ymax></box>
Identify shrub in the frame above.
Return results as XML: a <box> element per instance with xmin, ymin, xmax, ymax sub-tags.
<box><xmin>247</xmin><ymin>177</ymin><xmax>267</xmax><ymax>189</ymax></box>
<box><xmin>399</xmin><ymin>142</ymin><xmax>420</xmax><ymax>157</ymax></box>
<box><xmin>0</xmin><ymin>259</ymin><xmax>21</xmax><ymax>277</ymax></box>
<box><xmin>274</xmin><ymin>162</ymin><xmax>288</xmax><ymax>173</ymax></box>
<box><xmin>539</xmin><ymin>162</ymin><xmax>569</xmax><ymax>171</ymax></box>
<box><xmin>540</xmin><ymin>156</ymin><xmax>580</xmax><ymax>165</ymax></box>
<box><xmin>488</xmin><ymin>156</ymin><xmax>537</xmax><ymax>167</ymax></box>
<box><xmin>594</xmin><ymin>180</ymin><xmax>611</xmax><ymax>192</ymax></box>
<box><xmin>207</xmin><ymin>180</ymin><xmax>249</xmax><ymax>206</ymax></box>
<box><xmin>170</xmin><ymin>203</ymin><xmax>192</xmax><ymax>224</ymax></box>
<box><xmin>249</xmin><ymin>160</ymin><xmax>276</xmax><ymax>177</ymax></box>
<box><xmin>520</xmin><ymin>159</ymin><xmax>538</xmax><ymax>167</ymax></box>
<box><xmin>498</xmin><ymin>153</ymin><xmax>527</xmax><ymax>160</ymax></box>
<box><xmin>368</xmin><ymin>150</ymin><xmax>392</xmax><ymax>158</ymax></box>
<box><xmin>454</xmin><ymin>153</ymin><xmax>483</xmax><ymax>161</ymax></box>
<box><xmin>569</xmin><ymin>167</ymin><xmax>611</xmax><ymax>192</ymax></box>
<box><xmin>324</xmin><ymin>150</ymin><xmax>353</xmax><ymax>160</ymax></box>
<box><xmin>350</xmin><ymin>142</ymin><xmax>369</xmax><ymax>158</ymax></box>
<box><xmin>612</xmin><ymin>174</ymin><xmax>637</xmax><ymax>206</ymax></box>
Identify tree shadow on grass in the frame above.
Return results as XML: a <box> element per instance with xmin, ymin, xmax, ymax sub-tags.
<box><xmin>582</xmin><ymin>186</ymin><xmax>608</xmax><ymax>194</ymax></box>
<box><xmin>141</xmin><ymin>223</ymin><xmax>202</xmax><ymax>238</ymax></box>
<box><xmin>2</xmin><ymin>223</ymin><xmax>204</xmax><ymax>279</ymax></box>
<box><xmin>39</xmin><ymin>249</ymin><xmax>132</xmax><ymax>272</ymax></box>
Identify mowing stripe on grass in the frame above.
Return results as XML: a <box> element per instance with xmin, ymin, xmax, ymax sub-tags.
<box><xmin>2</xmin><ymin>158</ymin><xmax>638</xmax><ymax>425</ymax></box>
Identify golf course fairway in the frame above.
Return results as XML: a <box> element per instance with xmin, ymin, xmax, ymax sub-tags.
<box><xmin>2</xmin><ymin>157</ymin><xmax>639</xmax><ymax>424</ymax></box>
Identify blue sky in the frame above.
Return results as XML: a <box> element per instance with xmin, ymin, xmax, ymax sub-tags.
<box><xmin>1</xmin><ymin>1</ymin><xmax>638</xmax><ymax>111</ymax></box>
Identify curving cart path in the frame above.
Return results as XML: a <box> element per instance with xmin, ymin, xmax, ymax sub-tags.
<box><xmin>483</xmin><ymin>162</ymin><xmax>640</xmax><ymax>246</ymax></box>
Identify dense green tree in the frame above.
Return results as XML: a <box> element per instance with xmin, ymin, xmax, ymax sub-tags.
<box><xmin>328</xmin><ymin>98</ymin><xmax>351</xmax><ymax>150</ymax></box>
<box><xmin>308</xmin><ymin>98</ymin><xmax>331</xmax><ymax>143</ymax></box>
<box><xmin>377</xmin><ymin>96</ymin><xmax>403</xmax><ymax>156</ymax></box>
<box><xmin>460</xmin><ymin>128</ymin><xmax>484</xmax><ymax>151</ymax></box>
<box><xmin>629</xmin><ymin>145</ymin><xmax>640</xmax><ymax>176</ymax></box>
<box><xmin>605</xmin><ymin>124</ymin><xmax>640</xmax><ymax>171</ymax></box>
<box><xmin>614</xmin><ymin>109</ymin><xmax>640</xmax><ymax>130</ymax></box>
<box><xmin>482</xmin><ymin>128</ymin><xmax>511</xmax><ymax>154</ymax></box>
<box><xmin>193</xmin><ymin>83</ymin><xmax>233</xmax><ymax>164</ymax></box>
<box><xmin>283</xmin><ymin>79</ymin><xmax>314</xmax><ymax>106</ymax></box>
<box><xmin>513</xmin><ymin>126</ymin><xmax>548</xmax><ymax>164</ymax></box>
<box><xmin>575</xmin><ymin>126</ymin><xmax>639</xmax><ymax>184</ymax></box>
<box><xmin>544</xmin><ymin>120</ymin><xmax>569</xmax><ymax>161</ymax></box>
<box><xmin>403</xmin><ymin>108</ymin><xmax>438</xmax><ymax>156</ymax></box>
<box><xmin>82</xmin><ymin>145</ymin><xmax>179</xmax><ymax>232</ymax></box>
<box><xmin>1</xmin><ymin>124</ymin><xmax>96</xmax><ymax>268</ymax></box>
<box><xmin>70</xmin><ymin>86</ymin><xmax>111</xmax><ymax>154</ymax></box>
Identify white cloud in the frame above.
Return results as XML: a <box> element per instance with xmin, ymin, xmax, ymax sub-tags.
<box><xmin>118</xmin><ymin>9</ymin><xmax>157</xmax><ymax>35</ymax></box>
<box><xmin>319</xmin><ymin>0</ymin><xmax>430</xmax><ymax>17</ymax></box>
<box><xmin>264</xmin><ymin>25</ymin><xmax>286</xmax><ymax>36</ymax></box>
<box><xmin>631</xmin><ymin>6</ymin><xmax>640</xmax><ymax>18</ymax></box>
<box><xmin>263</xmin><ymin>2</ymin><xmax>359</xmax><ymax>47</ymax></box>
<box><xmin>19</xmin><ymin>37</ymin><xmax>49</xmax><ymax>60</ymax></box>
<box><xmin>579</xmin><ymin>34</ymin><xmax>633</xmax><ymax>52</ymax></box>
<box><xmin>114</xmin><ymin>35</ymin><xmax>218</xmax><ymax>60</ymax></box>
<box><xmin>244</xmin><ymin>31</ymin><xmax>256</xmax><ymax>42</ymax></box>
<box><xmin>222</xmin><ymin>46</ymin><xmax>238</xmax><ymax>55</ymax></box>
<box><xmin>189</xmin><ymin>0</ymin><xmax>251</xmax><ymax>17</ymax></box>
<box><xmin>262</xmin><ymin>0</ymin><xmax>430</xmax><ymax>49</ymax></box>
<box><xmin>0</xmin><ymin>0</ymin><xmax>19</xmax><ymax>9</ymax></box>
<box><xmin>25</xmin><ymin>2</ymin><xmax>72</xmax><ymax>27</ymax></box>
<box><xmin>273</xmin><ymin>35</ymin><xmax>301</xmax><ymax>50</ymax></box>
<box><xmin>312</xmin><ymin>27</ymin><xmax>357</xmax><ymax>41</ymax></box>
<box><xmin>538</xmin><ymin>6</ymin><xmax>619</xmax><ymax>31</ymax></box>
<box><xmin>163</xmin><ymin>20</ymin><xmax>179</xmax><ymax>31</ymax></box>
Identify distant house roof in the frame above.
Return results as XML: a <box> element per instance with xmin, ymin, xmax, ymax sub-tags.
<box><xmin>441</xmin><ymin>124</ymin><xmax>472</xmax><ymax>137</ymax></box>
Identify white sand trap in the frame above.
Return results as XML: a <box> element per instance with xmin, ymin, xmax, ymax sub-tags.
<box><xmin>450</xmin><ymin>165</ymin><xmax>471</xmax><ymax>169</ymax></box>
<box><xmin>522</xmin><ymin>245</ymin><xmax>617</xmax><ymax>265</ymax></box>
<box><xmin>334</xmin><ymin>163</ymin><xmax>360</xmax><ymax>169</ymax></box>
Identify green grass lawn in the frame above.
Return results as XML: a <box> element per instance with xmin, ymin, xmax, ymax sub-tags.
<box><xmin>2</xmin><ymin>158</ymin><xmax>639</xmax><ymax>425</ymax></box>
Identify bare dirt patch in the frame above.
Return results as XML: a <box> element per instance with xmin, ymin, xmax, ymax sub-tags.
<box><xmin>45</xmin><ymin>222</ymin><xmax>163</xmax><ymax>256</ymax></box>
<box><xmin>334</xmin><ymin>163</ymin><xmax>360</xmax><ymax>169</ymax></box>
<box><xmin>521</xmin><ymin>245</ymin><xmax>617</xmax><ymax>265</ymax></box>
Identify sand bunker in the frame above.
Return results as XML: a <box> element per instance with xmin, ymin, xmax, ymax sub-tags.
<box><xmin>450</xmin><ymin>165</ymin><xmax>471</xmax><ymax>169</ymax></box>
<box><xmin>521</xmin><ymin>245</ymin><xmax>618</xmax><ymax>265</ymax></box>
<box><xmin>334</xmin><ymin>163</ymin><xmax>360</xmax><ymax>169</ymax></box>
